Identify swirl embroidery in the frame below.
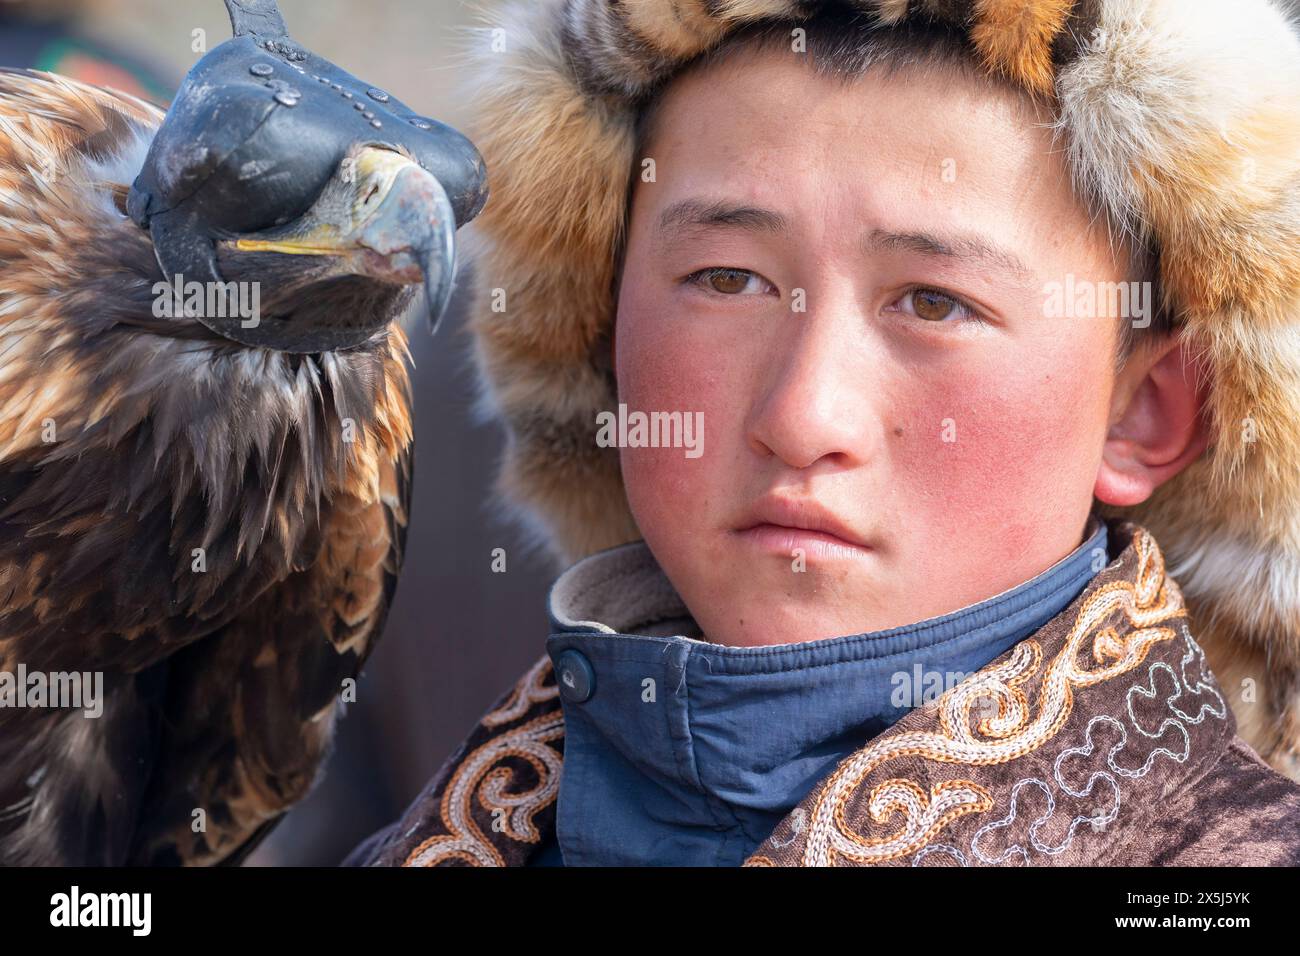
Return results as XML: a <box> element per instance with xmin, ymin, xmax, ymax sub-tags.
<box><xmin>404</xmin><ymin>657</ymin><xmax>563</xmax><ymax>867</ymax></box>
<box><xmin>919</xmin><ymin>624</ymin><xmax>1228</xmax><ymax>866</ymax></box>
<box><xmin>483</xmin><ymin>654</ymin><xmax>560</xmax><ymax>727</ymax></box>
<box><xmin>785</xmin><ymin>527</ymin><xmax>1185</xmax><ymax>866</ymax></box>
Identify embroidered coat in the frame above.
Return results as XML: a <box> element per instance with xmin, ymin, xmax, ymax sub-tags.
<box><xmin>345</xmin><ymin>521</ymin><xmax>1300</xmax><ymax>867</ymax></box>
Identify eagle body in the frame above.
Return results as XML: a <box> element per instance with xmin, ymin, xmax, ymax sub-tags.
<box><xmin>0</xmin><ymin>70</ymin><xmax>414</xmax><ymax>865</ymax></box>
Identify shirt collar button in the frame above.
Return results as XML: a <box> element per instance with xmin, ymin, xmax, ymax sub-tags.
<box><xmin>555</xmin><ymin>649</ymin><xmax>595</xmax><ymax>703</ymax></box>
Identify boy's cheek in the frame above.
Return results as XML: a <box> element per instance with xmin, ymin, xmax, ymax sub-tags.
<box><xmin>617</xmin><ymin>314</ymin><xmax>744</xmax><ymax>442</ymax></box>
<box><xmin>892</xmin><ymin>361</ymin><xmax>1103</xmax><ymax>545</ymax></box>
<box><xmin>618</xmin><ymin>344</ymin><xmax>769</xmax><ymax>573</ymax></box>
<box><xmin>623</xmin><ymin>448</ymin><xmax>702</xmax><ymax>526</ymax></box>
<box><xmin>619</xmin><ymin>367</ymin><xmax>737</xmax><ymax>528</ymax></box>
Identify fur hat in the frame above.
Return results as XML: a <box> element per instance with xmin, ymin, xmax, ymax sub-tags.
<box><xmin>454</xmin><ymin>0</ymin><xmax>1300</xmax><ymax>778</ymax></box>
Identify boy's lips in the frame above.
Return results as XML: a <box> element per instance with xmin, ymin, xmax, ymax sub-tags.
<box><xmin>733</xmin><ymin>496</ymin><xmax>873</xmax><ymax>557</ymax></box>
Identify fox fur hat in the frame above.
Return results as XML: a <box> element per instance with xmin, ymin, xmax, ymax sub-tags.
<box><xmin>454</xmin><ymin>0</ymin><xmax>1300</xmax><ymax>777</ymax></box>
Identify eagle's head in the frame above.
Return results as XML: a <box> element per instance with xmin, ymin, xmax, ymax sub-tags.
<box><xmin>199</xmin><ymin>141</ymin><xmax>467</xmax><ymax>350</ymax></box>
<box><xmin>124</xmin><ymin>25</ymin><xmax>487</xmax><ymax>353</ymax></box>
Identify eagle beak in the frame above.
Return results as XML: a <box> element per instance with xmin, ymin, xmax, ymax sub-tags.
<box><xmin>354</xmin><ymin>162</ymin><xmax>458</xmax><ymax>337</ymax></box>
<box><xmin>234</xmin><ymin>155</ymin><xmax>459</xmax><ymax>336</ymax></box>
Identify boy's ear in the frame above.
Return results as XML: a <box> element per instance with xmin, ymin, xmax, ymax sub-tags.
<box><xmin>1094</xmin><ymin>331</ymin><xmax>1211</xmax><ymax>507</ymax></box>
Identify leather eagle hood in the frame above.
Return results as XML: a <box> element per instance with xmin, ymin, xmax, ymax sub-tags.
<box><xmin>453</xmin><ymin>1</ymin><xmax>1300</xmax><ymax>771</ymax></box>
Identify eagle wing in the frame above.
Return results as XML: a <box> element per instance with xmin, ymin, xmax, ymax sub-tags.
<box><xmin>129</xmin><ymin>438</ymin><xmax>412</xmax><ymax>866</ymax></box>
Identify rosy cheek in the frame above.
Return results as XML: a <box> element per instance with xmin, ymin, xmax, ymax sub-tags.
<box><xmin>891</xmin><ymin>355</ymin><xmax>1100</xmax><ymax>548</ymax></box>
<box><xmin>616</xmin><ymin>307</ymin><xmax>736</xmax><ymax>541</ymax></box>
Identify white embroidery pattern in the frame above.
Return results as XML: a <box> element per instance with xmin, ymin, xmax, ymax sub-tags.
<box><xmin>482</xmin><ymin>654</ymin><xmax>560</xmax><ymax>727</ymax></box>
<box><xmin>919</xmin><ymin>623</ymin><xmax>1227</xmax><ymax>866</ymax></box>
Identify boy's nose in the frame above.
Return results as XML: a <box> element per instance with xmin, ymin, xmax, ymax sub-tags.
<box><xmin>745</xmin><ymin>301</ymin><xmax>875</xmax><ymax>471</ymax></box>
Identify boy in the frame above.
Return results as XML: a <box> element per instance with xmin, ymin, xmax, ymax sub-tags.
<box><xmin>345</xmin><ymin>0</ymin><xmax>1300</xmax><ymax>865</ymax></box>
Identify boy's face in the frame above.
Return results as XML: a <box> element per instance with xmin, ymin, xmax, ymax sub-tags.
<box><xmin>614</xmin><ymin>47</ymin><xmax>1144</xmax><ymax>647</ymax></box>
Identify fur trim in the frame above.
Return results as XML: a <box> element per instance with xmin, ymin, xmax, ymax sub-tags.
<box><xmin>970</xmin><ymin>0</ymin><xmax>1076</xmax><ymax>93</ymax></box>
<box><xmin>457</xmin><ymin>0</ymin><xmax>1300</xmax><ymax>773</ymax></box>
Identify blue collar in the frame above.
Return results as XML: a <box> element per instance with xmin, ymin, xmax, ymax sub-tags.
<box><xmin>540</xmin><ymin>513</ymin><xmax>1108</xmax><ymax>866</ymax></box>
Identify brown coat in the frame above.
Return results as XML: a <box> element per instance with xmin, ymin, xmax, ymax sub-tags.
<box><xmin>346</xmin><ymin>521</ymin><xmax>1300</xmax><ymax>866</ymax></box>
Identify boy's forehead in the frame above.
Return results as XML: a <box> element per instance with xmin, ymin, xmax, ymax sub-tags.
<box><xmin>649</xmin><ymin>58</ymin><xmax>1054</xmax><ymax>204</ymax></box>
<box><xmin>687</xmin><ymin>41</ymin><xmax>1040</xmax><ymax>119</ymax></box>
<box><xmin>633</xmin><ymin>46</ymin><xmax>1127</xmax><ymax>281</ymax></box>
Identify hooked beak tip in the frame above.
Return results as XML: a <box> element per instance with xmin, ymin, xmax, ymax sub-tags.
<box><xmin>358</xmin><ymin>161</ymin><xmax>460</xmax><ymax>337</ymax></box>
<box><xmin>422</xmin><ymin>242</ymin><xmax>458</xmax><ymax>337</ymax></box>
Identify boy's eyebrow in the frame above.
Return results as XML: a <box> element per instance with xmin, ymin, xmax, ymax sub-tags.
<box><xmin>865</xmin><ymin>228</ymin><xmax>1032</xmax><ymax>281</ymax></box>
<box><xmin>656</xmin><ymin>198</ymin><xmax>789</xmax><ymax>239</ymax></box>
<box><xmin>655</xmin><ymin>197</ymin><xmax>1032</xmax><ymax>281</ymax></box>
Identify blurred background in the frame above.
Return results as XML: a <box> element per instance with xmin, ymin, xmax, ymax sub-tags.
<box><xmin>0</xmin><ymin>0</ymin><xmax>558</xmax><ymax>865</ymax></box>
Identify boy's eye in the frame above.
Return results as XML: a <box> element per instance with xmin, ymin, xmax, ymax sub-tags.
<box><xmin>893</xmin><ymin>286</ymin><xmax>979</xmax><ymax>323</ymax></box>
<box><xmin>683</xmin><ymin>267</ymin><xmax>773</xmax><ymax>296</ymax></box>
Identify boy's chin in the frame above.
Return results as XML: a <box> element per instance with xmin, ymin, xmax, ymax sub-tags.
<box><xmin>689</xmin><ymin>569</ymin><xmax>889</xmax><ymax>646</ymax></box>
<box><xmin>700</xmin><ymin>598</ymin><xmax>887</xmax><ymax>646</ymax></box>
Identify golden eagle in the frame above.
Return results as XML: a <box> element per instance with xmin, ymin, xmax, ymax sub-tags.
<box><xmin>0</xmin><ymin>2</ymin><xmax>485</xmax><ymax>865</ymax></box>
